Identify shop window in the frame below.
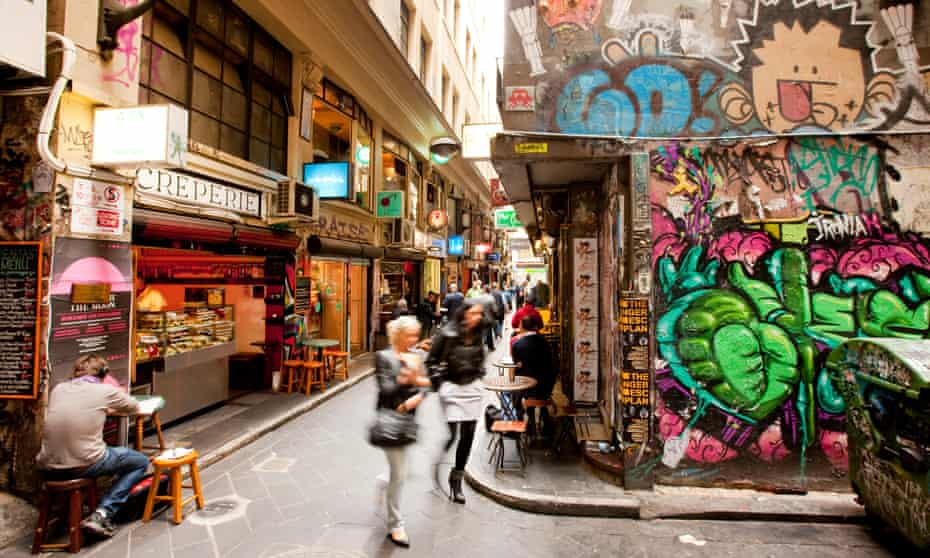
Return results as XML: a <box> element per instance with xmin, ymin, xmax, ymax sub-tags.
<box><xmin>408</xmin><ymin>161</ymin><xmax>420</xmax><ymax>224</ymax></box>
<box><xmin>400</xmin><ymin>1</ymin><xmax>411</xmax><ymax>56</ymax></box>
<box><xmin>355</xmin><ymin>125</ymin><xmax>372</xmax><ymax>210</ymax></box>
<box><xmin>140</xmin><ymin>0</ymin><xmax>291</xmax><ymax>174</ymax></box>
<box><xmin>313</xmin><ymin>80</ymin><xmax>372</xmax><ymax>209</ymax></box>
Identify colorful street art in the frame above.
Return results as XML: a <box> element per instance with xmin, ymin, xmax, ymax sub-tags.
<box><xmin>508</xmin><ymin>0</ymin><xmax>930</xmax><ymax>138</ymax></box>
<box><xmin>649</xmin><ymin>134</ymin><xmax>930</xmax><ymax>485</ymax></box>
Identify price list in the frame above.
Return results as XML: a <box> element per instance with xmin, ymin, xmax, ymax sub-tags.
<box><xmin>0</xmin><ymin>243</ymin><xmax>41</xmax><ymax>399</ymax></box>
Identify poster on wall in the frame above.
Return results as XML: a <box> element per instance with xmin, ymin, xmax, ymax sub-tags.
<box><xmin>70</xmin><ymin>178</ymin><xmax>125</xmax><ymax>236</ymax></box>
<box><xmin>0</xmin><ymin>243</ymin><xmax>42</xmax><ymax>399</ymax></box>
<box><xmin>48</xmin><ymin>238</ymin><xmax>133</xmax><ymax>390</ymax></box>
<box><xmin>573</xmin><ymin>238</ymin><xmax>598</xmax><ymax>403</ymax></box>
<box><xmin>619</xmin><ymin>294</ymin><xmax>653</xmax><ymax>490</ymax></box>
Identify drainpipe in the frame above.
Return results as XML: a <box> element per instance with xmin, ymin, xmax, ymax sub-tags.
<box><xmin>36</xmin><ymin>32</ymin><xmax>132</xmax><ymax>185</ymax></box>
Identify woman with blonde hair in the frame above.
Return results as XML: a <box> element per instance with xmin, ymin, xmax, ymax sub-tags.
<box><xmin>370</xmin><ymin>316</ymin><xmax>431</xmax><ymax>548</ymax></box>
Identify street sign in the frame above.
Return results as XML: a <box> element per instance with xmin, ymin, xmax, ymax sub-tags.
<box><xmin>494</xmin><ymin>207</ymin><xmax>523</xmax><ymax>229</ymax></box>
<box><xmin>376</xmin><ymin>191</ymin><xmax>404</xmax><ymax>218</ymax></box>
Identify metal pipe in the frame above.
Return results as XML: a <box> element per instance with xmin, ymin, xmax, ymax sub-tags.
<box><xmin>36</xmin><ymin>32</ymin><xmax>132</xmax><ymax>184</ymax></box>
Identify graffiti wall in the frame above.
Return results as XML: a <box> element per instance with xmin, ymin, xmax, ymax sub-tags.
<box><xmin>649</xmin><ymin>134</ymin><xmax>930</xmax><ymax>487</ymax></box>
<box><xmin>505</xmin><ymin>0</ymin><xmax>930</xmax><ymax>138</ymax></box>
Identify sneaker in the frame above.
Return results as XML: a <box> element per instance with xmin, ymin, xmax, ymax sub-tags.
<box><xmin>81</xmin><ymin>511</ymin><xmax>115</xmax><ymax>538</ymax></box>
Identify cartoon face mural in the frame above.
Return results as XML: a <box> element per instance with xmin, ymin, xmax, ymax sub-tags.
<box><xmin>720</xmin><ymin>2</ymin><xmax>897</xmax><ymax>133</ymax></box>
<box><xmin>507</xmin><ymin>0</ymin><xmax>930</xmax><ymax>138</ymax></box>
<box><xmin>650</xmin><ymin>135</ymin><xmax>930</xmax><ymax>486</ymax></box>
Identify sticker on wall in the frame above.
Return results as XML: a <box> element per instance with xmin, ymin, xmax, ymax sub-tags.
<box><xmin>573</xmin><ymin>238</ymin><xmax>599</xmax><ymax>403</ymax></box>
<box><xmin>505</xmin><ymin>86</ymin><xmax>535</xmax><ymax>111</ymax></box>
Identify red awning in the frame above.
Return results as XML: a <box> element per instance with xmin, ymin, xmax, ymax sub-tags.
<box><xmin>235</xmin><ymin>226</ymin><xmax>300</xmax><ymax>250</ymax></box>
<box><xmin>134</xmin><ymin>209</ymin><xmax>234</xmax><ymax>244</ymax></box>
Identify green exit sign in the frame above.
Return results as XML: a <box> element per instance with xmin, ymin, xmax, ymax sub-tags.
<box><xmin>494</xmin><ymin>208</ymin><xmax>522</xmax><ymax>229</ymax></box>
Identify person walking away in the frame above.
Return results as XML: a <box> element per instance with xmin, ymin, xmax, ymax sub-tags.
<box><xmin>372</xmin><ymin>317</ymin><xmax>432</xmax><ymax>548</ymax></box>
<box><xmin>511</xmin><ymin>297</ymin><xmax>544</xmax><ymax>331</ymax></box>
<box><xmin>391</xmin><ymin>297</ymin><xmax>409</xmax><ymax>320</ymax></box>
<box><xmin>534</xmin><ymin>279</ymin><xmax>551</xmax><ymax>309</ymax></box>
<box><xmin>490</xmin><ymin>282</ymin><xmax>505</xmax><ymax>341</ymax></box>
<box><xmin>511</xmin><ymin>317</ymin><xmax>555</xmax><ymax>437</ymax></box>
<box><xmin>36</xmin><ymin>354</ymin><xmax>152</xmax><ymax>538</ymax></box>
<box><xmin>478</xmin><ymin>285</ymin><xmax>498</xmax><ymax>351</ymax></box>
<box><xmin>514</xmin><ymin>281</ymin><xmax>524</xmax><ymax>308</ymax></box>
<box><xmin>416</xmin><ymin>292</ymin><xmax>438</xmax><ymax>338</ymax></box>
<box><xmin>441</xmin><ymin>283</ymin><xmax>464</xmax><ymax>325</ymax></box>
<box><xmin>427</xmin><ymin>300</ymin><xmax>489</xmax><ymax>504</ymax></box>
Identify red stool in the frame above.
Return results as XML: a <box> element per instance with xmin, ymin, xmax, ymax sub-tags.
<box><xmin>32</xmin><ymin>477</ymin><xmax>98</xmax><ymax>554</ymax></box>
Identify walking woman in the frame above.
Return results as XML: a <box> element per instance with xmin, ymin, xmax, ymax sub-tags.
<box><xmin>373</xmin><ymin>317</ymin><xmax>431</xmax><ymax>548</ymax></box>
<box><xmin>426</xmin><ymin>299</ymin><xmax>489</xmax><ymax>503</ymax></box>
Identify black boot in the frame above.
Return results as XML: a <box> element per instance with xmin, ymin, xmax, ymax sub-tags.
<box><xmin>448</xmin><ymin>470</ymin><xmax>466</xmax><ymax>504</ymax></box>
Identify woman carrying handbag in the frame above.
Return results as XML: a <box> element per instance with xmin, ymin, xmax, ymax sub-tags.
<box><xmin>370</xmin><ymin>317</ymin><xmax>431</xmax><ymax>548</ymax></box>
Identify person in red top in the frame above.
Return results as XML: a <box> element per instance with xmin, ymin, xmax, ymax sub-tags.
<box><xmin>511</xmin><ymin>298</ymin><xmax>543</xmax><ymax>331</ymax></box>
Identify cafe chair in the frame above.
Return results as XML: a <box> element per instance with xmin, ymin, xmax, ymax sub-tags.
<box><xmin>32</xmin><ymin>477</ymin><xmax>98</xmax><ymax>554</ymax></box>
<box><xmin>133</xmin><ymin>395</ymin><xmax>166</xmax><ymax>455</ymax></box>
<box><xmin>324</xmin><ymin>349</ymin><xmax>350</xmax><ymax>382</ymax></box>
<box><xmin>302</xmin><ymin>360</ymin><xmax>326</xmax><ymax>395</ymax></box>
<box><xmin>283</xmin><ymin>359</ymin><xmax>305</xmax><ymax>394</ymax></box>
<box><xmin>489</xmin><ymin>420</ymin><xmax>529</xmax><ymax>476</ymax></box>
<box><xmin>143</xmin><ymin>450</ymin><xmax>204</xmax><ymax>525</ymax></box>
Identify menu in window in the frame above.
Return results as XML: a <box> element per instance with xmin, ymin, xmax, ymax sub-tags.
<box><xmin>295</xmin><ymin>277</ymin><xmax>311</xmax><ymax>314</ymax></box>
<box><xmin>0</xmin><ymin>242</ymin><xmax>42</xmax><ymax>399</ymax></box>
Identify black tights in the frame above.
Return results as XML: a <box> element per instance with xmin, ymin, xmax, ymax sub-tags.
<box><xmin>445</xmin><ymin>420</ymin><xmax>477</xmax><ymax>471</ymax></box>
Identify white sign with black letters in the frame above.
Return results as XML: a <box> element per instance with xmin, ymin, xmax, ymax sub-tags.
<box><xmin>136</xmin><ymin>168</ymin><xmax>262</xmax><ymax>218</ymax></box>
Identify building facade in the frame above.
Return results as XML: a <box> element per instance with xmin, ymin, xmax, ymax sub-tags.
<box><xmin>0</xmin><ymin>0</ymin><xmax>500</xmax><ymax>495</ymax></box>
<box><xmin>495</xmin><ymin>0</ymin><xmax>930</xmax><ymax>496</ymax></box>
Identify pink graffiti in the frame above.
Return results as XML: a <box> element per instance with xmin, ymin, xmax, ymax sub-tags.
<box><xmin>102</xmin><ymin>0</ymin><xmax>141</xmax><ymax>88</ymax></box>
<box><xmin>836</xmin><ymin>235</ymin><xmax>930</xmax><ymax>282</ymax></box>
<box><xmin>808</xmin><ymin>246</ymin><xmax>838</xmax><ymax>287</ymax></box>
<box><xmin>708</xmin><ymin>230</ymin><xmax>774</xmax><ymax>273</ymax></box>
<box><xmin>657</xmin><ymin>399</ymin><xmax>738</xmax><ymax>464</ymax></box>
<box><xmin>819</xmin><ymin>429</ymin><xmax>849</xmax><ymax>472</ymax></box>
<box><xmin>539</xmin><ymin>0</ymin><xmax>603</xmax><ymax>31</ymax></box>
<box><xmin>747</xmin><ymin>423</ymin><xmax>791</xmax><ymax>463</ymax></box>
<box><xmin>652</xmin><ymin>205</ymin><xmax>688</xmax><ymax>263</ymax></box>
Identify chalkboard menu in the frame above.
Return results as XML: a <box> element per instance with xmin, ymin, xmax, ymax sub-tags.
<box><xmin>295</xmin><ymin>277</ymin><xmax>311</xmax><ymax>314</ymax></box>
<box><xmin>0</xmin><ymin>242</ymin><xmax>42</xmax><ymax>399</ymax></box>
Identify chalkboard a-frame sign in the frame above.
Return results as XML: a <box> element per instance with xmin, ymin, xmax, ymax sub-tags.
<box><xmin>0</xmin><ymin>242</ymin><xmax>42</xmax><ymax>399</ymax></box>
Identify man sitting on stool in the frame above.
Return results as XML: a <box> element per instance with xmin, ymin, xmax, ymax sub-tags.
<box><xmin>37</xmin><ymin>354</ymin><xmax>150</xmax><ymax>538</ymax></box>
<box><xmin>511</xmin><ymin>317</ymin><xmax>555</xmax><ymax>437</ymax></box>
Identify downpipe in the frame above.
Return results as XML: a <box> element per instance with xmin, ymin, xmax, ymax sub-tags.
<box><xmin>35</xmin><ymin>32</ymin><xmax>132</xmax><ymax>185</ymax></box>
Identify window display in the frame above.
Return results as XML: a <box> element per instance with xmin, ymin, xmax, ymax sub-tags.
<box><xmin>135</xmin><ymin>306</ymin><xmax>235</xmax><ymax>362</ymax></box>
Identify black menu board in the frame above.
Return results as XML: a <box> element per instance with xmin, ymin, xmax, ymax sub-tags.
<box><xmin>0</xmin><ymin>242</ymin><xmax>41</xmax><ymax>399</ymax></box>
<box><xmin>295</xmin><ymin>277</ymin><xmax>311</xmax><ymax>314</ymax></box>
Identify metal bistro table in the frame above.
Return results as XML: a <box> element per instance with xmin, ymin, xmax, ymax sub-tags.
<box><xmin>305</xmin><ymin>338</ymin><xmax>339</xmax><ymax>367</ymax></box>
<box><xmin>483</xmin><ymin>375</ymin><xmax>538</xmax><ymax>420</ymax></box>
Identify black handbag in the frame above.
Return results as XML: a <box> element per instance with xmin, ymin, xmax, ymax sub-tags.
<box><xmin>368</xmin><ymin>409</ymin><xmax>418</xmax><ymax>447</ymax></box>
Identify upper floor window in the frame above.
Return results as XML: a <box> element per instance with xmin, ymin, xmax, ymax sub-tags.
<box><xmin>140</xmin><ymin>0</ymin><xmax>292</xmax><ymax>174</ymax></box>
<box><xmin>313</xmin><ymin>79</ymin><xmax>373</xmax><ymax>210</ymax></box>
<box><xmin>400</xmin><ymin>1</ymin><xmax>411</xmax><ymax>56</ymax></box>
<box><xmin>420</xmin><ymin>32</ymin><xmax>431</xmax><ymax>83</ymax></box>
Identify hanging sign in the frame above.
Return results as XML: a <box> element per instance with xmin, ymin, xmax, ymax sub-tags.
<box><xmin>428</xmin><ymin>210</ymin><xmax>448</xmax><ymax>229</ymax></box>
<box><xmin>93</xmin><ymin>104</ymin><xmax>188</xmax><ymax>168</ymax></box>
<box><xmin>376</xmin><ymin>191</ymin><xmax>404</xmax><ymax>218</ymax></box>
<box><xmin>136</xmin><ymin>168</ymin><xmax>262</xmax><ymax>217</ymax></box>
<box><xmin>71</xmin><ymin>178</ymin><xmax>125</xmax><ymax>236</ymax></box>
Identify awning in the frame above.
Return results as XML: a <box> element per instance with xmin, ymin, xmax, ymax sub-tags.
<box><xmin>235</xmin><ymin>226</ymin><xmax>299</xmax><ymax>250</ymax></box>
<box><xmin>383</xmin><ymin>247</ymin><xmax>426</xmax><ymax>262</ymax></box>
<box><xmin>134</xmin><ymin>208</ymin><xmax>234</xmax><ymax>244</ymax></box>
<box><xmin>308</xmin><ymin>236</ymin><xmax>384</xmax><ymax>259</ymax></box>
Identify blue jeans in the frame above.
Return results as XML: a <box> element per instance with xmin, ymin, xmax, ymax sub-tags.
<box><xmin>82</xmin><ymin>446</ymin><xmax>150</xmax><ymax>515</ymax></box>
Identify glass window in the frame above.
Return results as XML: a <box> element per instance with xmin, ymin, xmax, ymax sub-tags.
<box><xmin>408</xmin><ymin>162</ymin><xmax>420</xmax><ymax>223</ymax></box>
<box><xmin>420</xmin><ymin>34</ymin><xmax>429</xmax><ymax>82</ymax></box>
<box><xmin>355</xmin><ymin>125</ymin><xmax>372</xmax><ymax>210</ymax></box>
<box><xmin>400</xmin><ymin>1</ymin><xmax>410</xmax><ymax>56</ymax></box>
<box><xmin>312</xmin><ymin>98</ymin><xmax>352</xmax><ymax>162</ymax></box>
<box><xmin>139</xmin><ymin>0</ymin><xmax>292</xmax><ymax>174</ymax></box>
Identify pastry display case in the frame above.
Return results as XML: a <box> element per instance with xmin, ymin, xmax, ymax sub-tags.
<box><xmin>134</xmin><ymin>306</ymin><xmax>235</xmax><ymax>362</ymax></box>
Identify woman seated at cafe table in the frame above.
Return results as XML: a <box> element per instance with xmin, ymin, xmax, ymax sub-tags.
<box><xmin>36</xmin><ymin>354</ymin><xmax>152</xmax><ymax>539</ymax></box>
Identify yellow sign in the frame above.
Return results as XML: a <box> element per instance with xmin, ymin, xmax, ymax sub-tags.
<box><xmin>514</xmin><ymin>143</ymin><xmax>548</xmax><ymax>154</ymax></box>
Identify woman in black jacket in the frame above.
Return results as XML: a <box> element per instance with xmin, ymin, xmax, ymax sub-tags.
<box><xmin>426</xmin><ymin>299</ymin><xmax>489</xmax><ymax>503</ymax></box>
<box><xmin>374</xmin><ymin>316</ymin><xmax>431</xmax><ymax>547</ymax></box>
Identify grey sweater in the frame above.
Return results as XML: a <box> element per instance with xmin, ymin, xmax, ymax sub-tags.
<box><xmin>37</xmin><ymin>381</ymin><xmax>140</xmax><ymax>470</ymax></box>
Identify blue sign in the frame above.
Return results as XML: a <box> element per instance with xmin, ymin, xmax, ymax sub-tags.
<box><xmin>448</xmin><ymin>235</ymin><xmax>464</xmax><ymax>256</ymax></box>
<box><xmin>486</xmin><ymin>252</ymin><xmax>500</xmax><ymax>263</ymax></box>
<box><xmin>303</xmin><ymin>161</ymin><xmax>351</xmax><ymax>199</ymax></box>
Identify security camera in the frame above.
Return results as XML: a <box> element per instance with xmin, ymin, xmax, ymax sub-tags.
<box><xmin>429</xmin><ymin>137</ymin><xmax>461</xmax><ymax>163</ymax></box>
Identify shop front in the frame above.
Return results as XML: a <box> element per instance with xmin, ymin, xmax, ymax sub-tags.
<box><xmin>304</xmin><ymin>206</ymin><xmax>381</xmax><ymax>356</ymax></box>
<box><xmin>131</xmin><ymin>165</ymin><xmax>298</xmax><ymax>423</ymax></box>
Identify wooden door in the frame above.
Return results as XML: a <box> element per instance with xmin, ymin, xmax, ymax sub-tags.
<box><xmin>320</xmin><ymin>262</ymin><xmax>347</xmax><ymax>350</ymax></box>
<box><xmin>349</xmin><ymin>264</ymin><xmax>368</xmax><ymax>354</ymax></box>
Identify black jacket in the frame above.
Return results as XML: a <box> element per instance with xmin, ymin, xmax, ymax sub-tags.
<box><xmin>425</xmin><ymin>321</ymin><xmax>487</xmax><ymax>386</ymax></box>
<box><xmin>375</xmin><ymin>350</ymin><xmax>422</xmax><ymax>413</ymax></box>
<box><xmin>512</xmin><ymin>333</ymin><xmax>555</xmax><ymax>399</ymax></box>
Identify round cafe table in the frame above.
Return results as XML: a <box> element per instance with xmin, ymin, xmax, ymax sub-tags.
<box><xmin>483</xmin><ymin>375</ymin><xmax>538</xmax><ymax>420</ymax></box>
<box><xmin>305</xmin><ymin>338</ymin><xmax>339</xmax><ymax>363</ymax></box>
<box><xmin>493</xmin><ymin>360</ymin><xmax>520</xmax><ymax>378</ymax></box>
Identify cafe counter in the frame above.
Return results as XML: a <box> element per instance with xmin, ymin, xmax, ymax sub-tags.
<box><xmin>135</xmin><ymin>306</ymin><xmax>235</xmax><ymax>423</ymax></box>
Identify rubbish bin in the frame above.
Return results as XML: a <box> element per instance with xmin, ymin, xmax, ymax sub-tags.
<box><xmin>229</xmin><ymin>352</ymin><xmax>266</xmax><ymax>391</ymax></box>
<box><xmin>827</xmin><ymin>338</ymin><xmax>930</xmax><ymax>549</ymax></box>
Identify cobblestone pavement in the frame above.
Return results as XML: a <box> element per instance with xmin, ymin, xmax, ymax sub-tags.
<box><xmin>9</xmin><ymin>338</ymin><xmax>906</xmax><ymax>558</ymax></box>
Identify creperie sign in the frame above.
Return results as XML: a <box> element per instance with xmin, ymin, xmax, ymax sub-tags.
<box><xmin>136</xmin><ymin>168</ymin><xmax>262</xmax><ymax>218</ymax></box>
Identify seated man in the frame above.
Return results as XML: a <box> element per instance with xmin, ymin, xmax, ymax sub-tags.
<box><xmin>511</xmin><ymin>317</ymin><xmax>555</xmax><ymax>434</ymax></box>
<box><xmin>36</xmin><ymin>354</ymin><xmax>150</xmax><ymax>538</ymax></box>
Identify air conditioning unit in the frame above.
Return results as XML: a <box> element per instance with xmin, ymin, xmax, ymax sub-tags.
<box><xmin>382</xmin><ymin>219</ymin><xmax>415</xmax><ymax>246</ymax></box>
<box><xmin>274</xmin><ymin>180</ymin><xmax>318</xmax><ymax>222</ymax></box>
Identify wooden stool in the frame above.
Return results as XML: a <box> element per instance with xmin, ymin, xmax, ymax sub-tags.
<box><xmin>324</xmin><ymin>350</ymin><xmax>349</xmax><ymax>381</ymax></box>
<box><xmin>489</xmin><ymin>420</ymin><xmax>529</xmax><ymax>475</ymax></box>
<box><xmin>283</xmin><ymin>360</ymin><xmax>305</xmax><ymax>393</ymax></box>
<box><xmin>134</xmin><ymin>412</ymin><xmax>166</xmax><ymax>455</ymax></box>
<box><xmin>523</xmin><ymin>399</ymin><xmax>550</xmax><ymax>443</ymax></box>
<box><xmin>302</xmin><ymin>361</ymin><xmax>326</xmax><ymax>395</ymax></box>
<box><xmin>32</xmin><ymin>478</ymin><xmax>98</xmax><ymax>554</ymax></box>
<box><xmin>143</xmin><ymin>450</ymin><xmax>204</xmax><ymax>525</ymax></box>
